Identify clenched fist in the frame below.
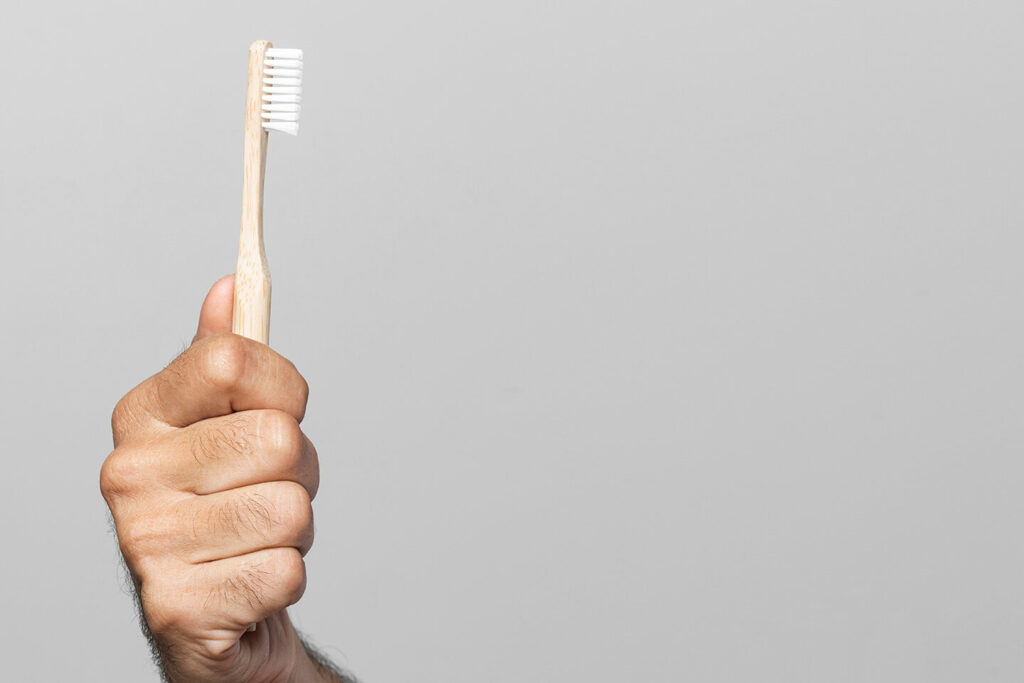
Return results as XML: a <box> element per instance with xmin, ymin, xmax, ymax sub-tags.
<box><xmin>101</xmin><ymin>276</ymin><xmax>348</xmax><ymax>682</ymax></box>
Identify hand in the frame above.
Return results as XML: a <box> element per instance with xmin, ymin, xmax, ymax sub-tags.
<box><xmin>101</xmin><ymin>276</ymin><xmax>335</xmax><ymax>682</ymax></box>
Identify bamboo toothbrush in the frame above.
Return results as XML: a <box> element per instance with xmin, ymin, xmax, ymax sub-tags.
<box><xmin>233</xmin><ymin>40</ymin><xmax>303</xmax><ymax>344</ymax></box>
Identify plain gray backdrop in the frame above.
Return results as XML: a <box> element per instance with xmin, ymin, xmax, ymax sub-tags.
<box><xmin>2</xmin><ymin>0</ymin><xmax>1024</xmax><ymax>680</ymax></box>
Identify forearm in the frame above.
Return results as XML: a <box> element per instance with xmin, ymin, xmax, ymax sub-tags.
<box><xmin>149</xmin><ymin>609</ymin><xmax>355</xmax><ymax>683</ymax></box>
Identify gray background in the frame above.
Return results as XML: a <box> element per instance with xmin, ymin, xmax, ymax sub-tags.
<box><xmin>2</xmin><ymin>0</ymin><xmax>1023</xmax><ymax>680</ymax></box>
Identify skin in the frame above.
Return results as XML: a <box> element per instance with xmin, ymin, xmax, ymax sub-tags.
<box><xmin>101</xmin><ymin>276</ymin><xmax>344</xmax><ymax>683</ymax></box>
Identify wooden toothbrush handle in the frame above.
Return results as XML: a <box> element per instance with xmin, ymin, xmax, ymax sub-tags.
<box><xmin>233</xmin><ymin>40</ymin><xmax>273</xmax><ymax>344</ymax></box>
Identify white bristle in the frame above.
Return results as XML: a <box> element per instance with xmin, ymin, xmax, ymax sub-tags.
<box><xmin>262</xmin><ymin>112</ymin><xmax>300</xmax><ymax>121</ymax></box>
<box><xmin>264</xmin><ymin>122</ymin><xmax>299</xmax><ymax>135</ymax></box>
<box><xmin>266</xmin><ymin>48</ymin><xmax>303</xmax><ymax>59</ymax></box>
<box><xmin>264</xmin><ymin>94</ymin><xmax>302</xmax><ymax>104</ymax></box>
<box><xmin>262</xmin><ymin>103</ymin><xmax>300</xmax><ymax>112</ymax></box>
<box><xmin>262</xmin><ymin>47</ymin><xmax>303</xmax><ymax>135</ymax></box>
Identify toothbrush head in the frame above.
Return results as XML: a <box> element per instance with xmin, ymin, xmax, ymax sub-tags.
<box><xmin>262</xmin><ymin>47</ymin><xmax>303</xmax><ymax>136</ymax></box>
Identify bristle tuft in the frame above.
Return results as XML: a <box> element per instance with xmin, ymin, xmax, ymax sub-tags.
<box><xmin>262</xmin><ymin>47</ymin><xmax>303</xmax><ymax>135</ymax></box>
<box><xmin>266</xmin><ymin>48</ymin><xmax>303</xmax><ymax>59</ymax></box>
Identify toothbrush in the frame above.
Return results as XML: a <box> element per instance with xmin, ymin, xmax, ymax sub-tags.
<box><xmin>233</xmin><ymin>40</ymin><xmax>303</xmax><ymax>344</ymax></box>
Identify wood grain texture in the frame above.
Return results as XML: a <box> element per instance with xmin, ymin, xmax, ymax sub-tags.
<box><xmin>233</xmin><ymin>40</ymin><xmax>273</xmax><ymax>344</ymax></box>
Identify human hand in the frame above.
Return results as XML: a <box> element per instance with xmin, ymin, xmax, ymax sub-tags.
<box><xmin>101</xmin><ymin>276</ymin><xmax>337</xmax><ymax>682</ymax></box>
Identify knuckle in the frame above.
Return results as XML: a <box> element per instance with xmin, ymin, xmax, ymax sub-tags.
<box><xmin>111</xmin><ymin>395</ymin><xmax>144</xmax><ymax>444</ymax></box>
<box><xmin>270</xmin><ymin>482</ymin><xmax>314</xmax><ymax>550</ymax></box>
<box><xmin>261</xmin><ymin>410</ymin><xmax>303</xmax><ymax>468</ymax></box>
<box><xmin>141</xmin><ymin>583</ymin><xmax>188</xmax><ymax>635</ymax></box>
<box><xmin>296</xmin><ymin>371</ymin><xmax>310</xmax><ymax>412</ymax></box>
<box><xmin>99</xmin><ymin>449</ymin><xmax>138</xmax><ymax>500</ymax></box>
<box><xmin>268</xmin><ymin>548</ymin><xmax>307</xmax><ymax>605</ymax></box>
<box><xmin>99</xmin><ymin>452</ymin><xmax>126</xmax><ymax>499</ymax></box>
<box><xmin>110</xmin><ymin>397</ymin><xmax>130</xmax><ymax>430</ymax></box>
<box><xmin>275</xmin><ymin>480</ymin><xmax>312</xmax><ymax>519</ymax></box>
<box><xmin>281</xmin><ymin>357</ymin><xmax>310</xmax><ymax>421</ymax></box>
<box><xmin>117</xmin><ymin>518</ymin><xmax>164</xmax><ymax>564</ymax></box>
<box><xmin>127</xmin><ymin>554</ymin><xmax>161</xmax><ymax>585</ymax></box>
<box><xmin>201</xmin><ymin>333</ymin><xmax>250</xmax><ymax>389</ymax></box>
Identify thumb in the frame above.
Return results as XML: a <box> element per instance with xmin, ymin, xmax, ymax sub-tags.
<box><xmin>192</xmin><ymin>274</ymin><xmax>235</xmax><ymax>343</ymax></box>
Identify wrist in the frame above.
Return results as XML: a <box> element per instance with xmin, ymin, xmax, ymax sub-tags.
<box><xmin>289</xmin><ymin>635</ymin><xmax>345</xmax><ymax>683</ymax></box>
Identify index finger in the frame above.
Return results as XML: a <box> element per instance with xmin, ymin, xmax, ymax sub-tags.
<box><xmin>112</xmin><ymin>333</ymin><xmax>309</xmax><ymax>445</ymax></box>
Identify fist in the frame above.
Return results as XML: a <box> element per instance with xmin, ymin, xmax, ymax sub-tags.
<box><xmin>101</xmin><ymin>277</ymin><xmax>324</xmax><ymax>682</ymax></box>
